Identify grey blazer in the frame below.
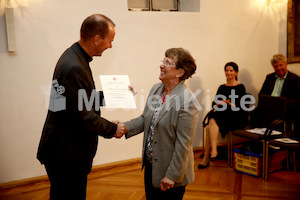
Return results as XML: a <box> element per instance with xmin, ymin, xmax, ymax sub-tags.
<box><xmin>125</xmin><ymin>82</ymin><xmax>199</xmax><ymax>188</ymax></box>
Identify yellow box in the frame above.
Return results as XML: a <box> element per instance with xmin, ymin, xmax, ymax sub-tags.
<box><xmin>234</xmin><ymin>148</ymin><xmax>285</xmax><ymax>177</ymax></box>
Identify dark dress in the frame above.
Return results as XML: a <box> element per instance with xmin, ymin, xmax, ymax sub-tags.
<box><xmin>209</xmin><ymin>84</ymin><xmax>247</xmax><ymax>138</ymax></box>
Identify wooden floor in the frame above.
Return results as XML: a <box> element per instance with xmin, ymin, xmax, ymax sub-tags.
<box><xmin>1</xmin><ymin>151</ymin><xmax>300</xmax><ymax>200</ymax></box>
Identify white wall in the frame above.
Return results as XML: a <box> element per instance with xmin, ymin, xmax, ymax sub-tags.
<box><xmin>0</xmin><ymin>0</ymin><xmax>299</xmax><ymax>184</ymax></box>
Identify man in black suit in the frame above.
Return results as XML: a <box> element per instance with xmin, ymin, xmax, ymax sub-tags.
<box><xmin>259</xmin><ymin>54</ymin><xmax>300</xmax><ymax>136</ymax></box>
<box><xmin>37</xmin><ymin>14</ymin><xmax>126</xmax><ymax>200</ymax></box>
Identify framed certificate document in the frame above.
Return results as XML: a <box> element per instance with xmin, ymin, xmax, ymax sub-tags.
<box><xmin>99</xmin><ymin>75</ymin><xmax>136</xmax><ymax>109</ymax></box>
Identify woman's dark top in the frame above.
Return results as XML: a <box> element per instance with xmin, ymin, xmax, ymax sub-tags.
<box><xmin>209</xmin><ymin>84</ymin><xmax>247</xmax><ymax>138</ymax></box>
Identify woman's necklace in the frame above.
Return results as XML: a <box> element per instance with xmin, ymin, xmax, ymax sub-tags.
<box><xmin>162</xmin><ymin>90</ymin><xmax>171</xmax><ymax>104</ymax></box>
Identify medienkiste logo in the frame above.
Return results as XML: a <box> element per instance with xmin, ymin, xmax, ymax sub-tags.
<box><xmin>49</xmin><ymin>79</ymin><xmax>66</xmax><ymax>112</ymax></box>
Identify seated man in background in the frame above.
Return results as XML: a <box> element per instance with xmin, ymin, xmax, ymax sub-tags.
<box><xmin>259</xmin><ymin>53</ymin><xmax>300</xmax><ymax>171</ymax></box>
<box><xmin>259</xmin><ymin>54</ymin><xmax>300</xmax><ymax>137</ymax></box>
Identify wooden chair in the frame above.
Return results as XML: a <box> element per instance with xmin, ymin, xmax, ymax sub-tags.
<box><xmin>228</xmin><ymin>94</ymin><xmax>287</xmax><ymax>179</ymax></box>
<box><xmin>265</xmin><ymin>122</ymin><xmax>300</xmax><ymax>180</ymax></box>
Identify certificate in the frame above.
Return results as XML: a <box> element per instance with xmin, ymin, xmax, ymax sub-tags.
<box><xmin>99</xmin><ymin>75</ymin><xmax>136</xmax><ymax>109</ymax></box>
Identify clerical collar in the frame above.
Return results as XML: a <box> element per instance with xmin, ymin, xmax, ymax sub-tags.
<box><xmin>275</xmin><ymin>71</ymin><xmax>288</xmax><ymax>80</ymax></box>
<box><xmin>76</xmin><ymin>42</ymin><xmax>93</xmax><ymax>63</ymax></box>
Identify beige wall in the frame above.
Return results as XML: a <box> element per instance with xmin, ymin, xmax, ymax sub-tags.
<box><xmin>0</xmin><ymin>0</ymin><xmax>299</xmax><ymax>183</ymax></box>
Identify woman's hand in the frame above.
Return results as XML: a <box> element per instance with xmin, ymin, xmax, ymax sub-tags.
<box><xmin>226</xmin><ymin>99</ymin><xmax>236</xmax><ymax>107</ymax></box>
<box><xmin>160</xmin><ymin>176</ymin><xmax>175</xmax><ymax>191</ymax></box>
<box><xmin>128</xmin><ymin>85</ymin><xmax>137</xmax><ymax>96</ymax></box>
<box><xmin>215</xmin><ymin>99</ymin><xmax>228</xmax><ymax>107</ymax></box>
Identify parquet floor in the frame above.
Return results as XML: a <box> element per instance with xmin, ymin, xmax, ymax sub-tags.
<box><xmin>1</xmin><ymin>151</ymin><xmax>300</xmax><ymax>200</ymax></box>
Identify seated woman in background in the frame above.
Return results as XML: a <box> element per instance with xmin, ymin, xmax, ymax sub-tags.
<box><xmin>198</xmin><ymin>62</ymin><xmax>247</xmax><ymax>169</ymax></box>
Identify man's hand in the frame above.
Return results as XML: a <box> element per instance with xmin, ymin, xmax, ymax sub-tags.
<box><xmin>160</xmin><ymin>176</ymin><xmax>175</xmax><ymax>191</ymax></box>
<box><xmin>113</xmin><ymin>121</ymin><xmax>127</xmax><ymax>139</ymax></box>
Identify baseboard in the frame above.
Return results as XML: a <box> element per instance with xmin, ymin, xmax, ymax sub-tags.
<box><xmin>0</xmin><ymin>147</ymin><xmax>209</xmax><ymax>194</ymax></box>
<box><xmin>0</xmin><ymin>146</ymin><xmax>223</xmax><ymax>191</ymax></box>
<box><xmin>1</xmin><ymin>143</ymin><xmax>249</xmax><ymax>192</ymax></box>
<box><xmin>88</xmin><ymin>157</ymin><xmax>142</xmax><ymax>180</ymax></box>
<box><xmin>0</xmin><ymin>157</ymin><xmax>142</xmax><ymax>193</ymax></box>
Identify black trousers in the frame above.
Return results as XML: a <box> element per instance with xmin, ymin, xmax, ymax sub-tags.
<box><xmin>45</xmin><ymin>160</ymin><xmax>91</xmax><ymax>200</ymax></box>
<box><xmin>144</xmin><ymin>162</ymin><xmax>186</xmax><ymax>200</ymax></box>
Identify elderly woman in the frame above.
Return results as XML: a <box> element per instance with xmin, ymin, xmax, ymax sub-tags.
<box><xmin>124</xmin><ymin>48</ymin><xmax>199</xmax><ymax>200</ymax></box>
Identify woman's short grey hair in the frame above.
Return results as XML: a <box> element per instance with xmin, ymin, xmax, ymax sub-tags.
<box><xmin>165</xmin><ymin>48</ymin><xmax>197</xmax><ymax>81</ymax></box>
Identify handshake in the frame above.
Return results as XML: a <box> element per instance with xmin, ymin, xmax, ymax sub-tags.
<box><xmin>113</xmin><ymin>121</ymin><xmax>128</xmax><ymax>139</ymax></box>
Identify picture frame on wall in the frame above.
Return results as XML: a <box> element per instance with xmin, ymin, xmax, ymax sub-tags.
<box><xmin>287</xmin><ymin>0</ymin><xmax>300</xmax><ymax>63</ymax></box>
<box><xmin>128</xmin><ymin>0</ymin><xmax>150</xmax><ymax>11</ymax></box>
<box><xmin>152</xmin><ymin>0</ymin><xmax>178</xmax><ymax>11</ymax></box>
<box><xmin>128</xmin><ymin>0</ymin><xmax>179</xmax><ymax>11</ymax></box>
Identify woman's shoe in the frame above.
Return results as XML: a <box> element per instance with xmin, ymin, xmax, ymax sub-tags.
<box><xmin>198</xmin><ymin>162</ymin><xmax>209</xmax><ymax>169</ymax></box>
<box><xmin>210</xmin><ymin>156</ymin><xmax>217</xmax><ymax>161</ymax></box>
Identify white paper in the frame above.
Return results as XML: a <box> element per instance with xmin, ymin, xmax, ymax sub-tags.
<box><xmin>274</xmin><ymin>138</ymin><xmax>299</xmax><ymax>143</ymax></box>
<box><xmin>99</xmin><ymin>75</ymin><xmax>136</xmax><ymax>109</ymax></box>
<box><xmin>246</xmin><ymin>128</ymin><xmax>282</xmax><ymax>135</ymax></box>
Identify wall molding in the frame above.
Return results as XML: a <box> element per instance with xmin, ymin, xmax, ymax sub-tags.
<box><xmin>0</xmin><ymin>158</ymin><xmax>142</xmax><ymax>197</ymax></box>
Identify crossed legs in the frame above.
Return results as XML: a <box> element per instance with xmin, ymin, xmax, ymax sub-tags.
<box><xmin>200</xmin><ymin>118</ymin><xmax>220</xmax><ymax>166</ymax></box>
